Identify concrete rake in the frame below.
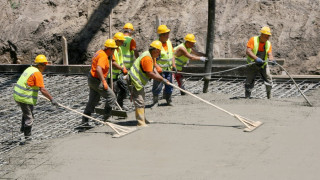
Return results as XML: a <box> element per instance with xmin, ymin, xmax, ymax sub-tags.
<box><xmin>39</xmin><ymin>95</ymin><xmax>137</xmax><ymax>138</ymax></box>
<box><xmin>167</xmin><ymin>82</ymin><xmax>263</xmax><ymax>132</ymax></box>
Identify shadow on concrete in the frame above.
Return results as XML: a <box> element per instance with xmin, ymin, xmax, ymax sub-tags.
<box><xmin>68</xmin><ymin>0</ymin><xmax>119</xmax><ymax>64</ymax></box>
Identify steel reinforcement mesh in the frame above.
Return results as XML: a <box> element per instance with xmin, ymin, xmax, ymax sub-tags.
<box><xmin>0</xmin><ymin>73</ymin><xmax>319</xmax><ymax>175</ymax></box>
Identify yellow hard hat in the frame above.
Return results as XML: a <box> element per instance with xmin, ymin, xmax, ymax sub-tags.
<box><xmin>150</xmin><ymin>40</ymin><xmax>162</xmax><ymax>50</ymax></box>
<box><xmin>123</xmin><ymin>23</ymin><xmax>134</xmax><ymax>31</ymax></box>
<box><xmin>157</xmin><ymin>25</ymin><xmax>170</xmax><ymax>34</ymax></box>
<box><xmin>113</xmin><ymin>32</ymin><xmax>125</xmax><ymax>41</ymax></box>
<box><xmin>260</xmin><ymin>26</ymin><xmax>272</xmax><ymax>35</ymax></box>
<box><xmin>34</xmin><ymin>54</ymin><xmax>48</xmax><ymax>64</ymax></box>
<box><xmin>104</xmin><ymin>39</ymin><xmax>118</xmax><ymax>48</ymax></box>
<box><xmin>184</xmin><ymin>34</ymin><xmax>196</xmax><ymax>43</ymax></box>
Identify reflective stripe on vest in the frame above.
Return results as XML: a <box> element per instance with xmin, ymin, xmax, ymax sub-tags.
<box><xmin>247</xmin><ymin>36</ymin><xmax>270</xmax><ymax>68</ymax></box>
<box><xmin>157</xmin><ymin>39</ymin><xmax>173</xmax><ymax>70</ymax></box>
<box><xmin>13</xmin><ymin>66</ymin><xmax>40</xmax><ymax>105</ymax></box>
<box><xmin>120</xmin><ymin>36</ymin><xmax>135</xmax><ymax>69</ymax></box>
<box><xmin>129</xmin><ymin>51</ymin><xmax>153</xmax><ymax>91</ymax></box>
<box><xmin>109</xmin><ymin>48</ymin><xmax>124</xmax><ymax>79</ymax></box>
<box><xmin>174</xmin><ymin>43</ymin><xmax>192</xmax><ymax>71</ymax></box>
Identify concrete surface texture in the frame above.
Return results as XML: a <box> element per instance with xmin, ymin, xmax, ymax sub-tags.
<box><xmin>7</xmin><ymin>88</ymin><xmax>320</xmax><ymax>180</ymax></box>
<box><xmin>0</xmin><ymin>0</ymin><xmax>320</xmax><ymax>74</ymax></box>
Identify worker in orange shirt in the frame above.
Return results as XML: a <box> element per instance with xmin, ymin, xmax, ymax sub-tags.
<box><xmin>173</xmin><ymin>34</ymin><xmax>207</xmax><ymax>95</ymax></box>
<box><xmin>109</xmin><ymin>32</ymin><xmax>129</xmax><ymax>110</ymax></box>
<box><xmin>82</xmin><ymin>39</ymin><xmax>118</xmax><ymax>126</ymax></box>
<box><xmin>13</xmin><ymin>54</ymin><xmax>58</xmax><ymax>145</ymax></box>
<box><xmin>128</xmin><ymin>40</ymin><xmax>168</xmax><ymax>126</ymax></box>
<box><xmin>245</xmin><ymin>26</ymin><xmax>276</xmax><ymax>99</ymax></box>
<box><xmin>121</xmin><ymin>23</ymin><xmax>139</xmax><ymax>69</ymax></box>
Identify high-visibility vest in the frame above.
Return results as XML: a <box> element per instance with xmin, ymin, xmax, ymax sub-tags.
<box><xmin>129</xmin><ymin>51</ymin><xmax>153</xmax><ymax>91</ymax></box>
<box><xmin>120</xmin><ymin>36</ymin><xmax>135</xmax><ymax>69</ymax></box>
<box><xmin>174</xmin><ymin>43</ymin><xmax>192</xmax><ymax>71</ymax></box>
<box><xmin>109</xmin><ymin>48</ymin><xmax>124</xmax><ymax>79</ymax></box>
<box><xmin>247</xmin><ymin>36</ymin><xmax>271</xmax><ymax>68</ymax></box>
<box><xmin>13</xmin><ymin>66</ymin><xmax>40</xmax><ymax>105</ymax></box>
<box><xmin>157</xmin><ymin>39</ymin><xmax>173</xmax><ymax>71</ymax></box>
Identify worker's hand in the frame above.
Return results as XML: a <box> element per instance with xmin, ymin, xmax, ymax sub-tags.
<box><xmin>271</xmin><ymin>60</ymin><xmax>277</xmax><ymax>66</ymax></box>
<box><xmin>51</xmin><ymin>99</ymin><xmax>58</xmax><ymax>106</ymax></box>
<box><xmin>122</xmin><ymin>67</ymin><xmax>128</xmax><ymax>75</ymax></box>
<box><xmin>254</xmin><ymin>57</ymin><xmax>264</xmax><ymax>64</ymax></box>
<box><xmin>162</xmin><ymin>78</ymin><xmax>169</xmax><ymax>84</ymax></box>
<box><xmin>156</xmin><ymin>66</ymin><xmax>163</xmax><ymax>74</ymax></box>
<box><xmin>172</xmin><ymin>66</ymin><xmax>177</xmax><ymax>73</ymax></box>
<box><xmin>199</xmin><ymin>57</ymin><xmax>208</xmax><ymax>62</ymax></box>
<box><xmin>102</xmin><ymin>80</ymin><xmax>108</xmax><ymax>90</ymax></box>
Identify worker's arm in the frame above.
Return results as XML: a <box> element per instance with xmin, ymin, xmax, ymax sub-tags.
<box><xmin>40</xmin><ymin>87</ymin><xmax>53</xmax><ymax>101</ymax></box>
<box><xmin>246</xmin><ymin>47</ymin><xmax>258</xmax><ymax>60</ymax></box>
<box><xmin>133</xmin><ymin>49</ymin><xmax>139</xmax><ymax>59</ymax></box>
<box><xmin>191</xmin><ymin>47</ymin><xmax>206</xmax><ymax>57</ymax></box>
<box><xmin>96</xmin><ymin>65</ymin><xmax>108</xmax><ymax>90</ymax></box>
<box><xmin>175</xmin><ymin>47</ymin><xmax>207</xmax><ymax>61</ymax></box>
<box><xmin>268</xmin><ymin>52</ymin><xmax>274</xmax><ymax>61</ymax></box>
<box><xmin>112</xmin><ymin>61</ymin><xmax>122</xmax><ymax>70</ymax></box>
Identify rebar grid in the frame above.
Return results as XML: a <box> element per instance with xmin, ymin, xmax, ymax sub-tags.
<box><xmin>0</xmin><ymin>73</ymin><xmax>319</xmax><ymax>175</ymax></box>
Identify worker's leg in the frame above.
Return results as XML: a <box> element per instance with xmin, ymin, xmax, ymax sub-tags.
<box><xmin>132</xmin><ymin>86</ymin><xmax>147</xmax><ymax>126</ymax></box>
<box><xmin>163</xmin><ymin>72</ymin><xmax>174</xmax><ymax>105</ymax></box>
<box><xmin>174</xmin><ymin>73</ymin><xmax>186</xmax><ymax>95</ymax></box>
<box><xmin>260</xmin><ymin>65</ymin><xmax>273</xmax><ymax>99</ymax></box>
<box><xmin>152</xmin><ymin>73</ymin><xmax>164</xmax><ymax>104</ymax></box>
<box><xmin>83</xmin><ymin>75</ymin><xmax>101</xmax><ymax>124</ymax></box>
<box><xmin>114</xmin><ymin>79</ymin><xmax>127</xmax><ymax>110</ymax></box>
<box><xmin>244</xmin><ymin>65</ymin><xmax>258</xmax><ymax>98</ymax></box>
<box><xmin>16</xmin><ymin>101</ymin><xmax>34</xmax><ymax>141</ymax></box>
<box><xmin>95</xmin><ymin>84</ymin><xmax>116</xmax><ymax>120</ymax></box>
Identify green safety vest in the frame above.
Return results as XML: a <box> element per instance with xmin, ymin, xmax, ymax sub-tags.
<box><xmin>13</xmin><ymin>66</ymin><xmax>40</xmax><ymax>105</ymax></box>
<box><xmin>120</xmin><ymin>36</ymin><xmax>135</xmax><ymax>69</ymax></box>
<box><xmin>108</xmin><ymin>48</ymin><xmax>124</xmax><ymax>79</ymax></box>
<box><xmin>174</xmin><ymin>43</ymin><xmax>192</xmax><ymax>71</ymax></box>
<box><xmin>157</xmin><ymin>39</ymin><xmax>173</xmax><ymax>71</ymax></box>
<box><xmin>129</xmin><ymin>51</ymin><xmax>153</xmax><ymax>91</ymax></box>
<box><xmin>247</xmin><ymin>36</ymin><xmax>271</xmax><ymax>68</ymax></box>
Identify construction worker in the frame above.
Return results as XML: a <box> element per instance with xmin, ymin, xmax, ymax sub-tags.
<box><xmin>109</xmin><ymin>32</ymin><xmax>129</xmax><ymax>110</ymax></box>
<box><xmin>13</xmin><ymin>54</ymin><xmax>58</xmax><ymax>144</ymax></box>
<box><xmin>174</xmin><ymin>34</ymin><xmax>207</xmax><ymax>95</ymax></box>
<box><xmin>82</xmin><ymin>39</ymin><xmax>118</xmax><ymax>126</ymax></box>
<box><xmin>152</xmin><ymin>25</ymin><xmax>176</xmax><ymax>105</ymax></box>
<box><xmin>245</xmin><ymin>26</ymin><xmax>276</xmax><ymax>99</ymax></box>
<box><xmin>128</xmin><ymin>40</ymin><xmax>168</xmax><ymax>126</ymax></box>
<box><xmin>121</xmin><ymin>23</ymin><xmax>139</xmax><ymax>69</ymax></box>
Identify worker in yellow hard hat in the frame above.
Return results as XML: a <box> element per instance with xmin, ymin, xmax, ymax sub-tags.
<box><xmin>13</xmin><ymin>54</ymin><xmax>58</xmax><ymax>145</ymax></box>
<box><xmin>121</xmin><ymin>23</ymin><xmax>139</xmax><ymax>69</ymax></box>
<box><xmin>128</xmin><ymin>40</ymin><xmax>169</xmax><ymax>126</ymax></box>
<box><xmin>108</xmin><ymin>32</ymin><xmax>129</xmax><ymax>110</ymax></box>
<box><xmin>152</xmin><ymin>25</ymin><xmax>176</xmax><ymax>106</ymax></box>
<box><xmin>173</xmin><ymin>34</ymin><xmax>207</xmax><ymax>95</ymax></box>
<box><xmin>245</xmin><ymin>26</ymin><xmax>276</xmax><ymax>99</ymax></box>
<box><xmin>82</xmin><ymin>39</ymin><xmax>118</xmax><ymax>127</ymax></box>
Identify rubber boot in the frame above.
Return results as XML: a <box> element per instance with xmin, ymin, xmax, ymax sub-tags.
<box><xmin>153</xmin><ymin>95</ymin><xmax>158</xmax><ymax>105</ymax></box>
<box><xmin>136</xmin><ymin>108</ymin><xmax>147</xmax><ymax>127</ymax></box>
<box><xmin>245</xmin><ymin>90</ymin><xmax>251</xmax><ymax>99</ymax></box>
<box><xmin>164</xmin><ymin>93</ymin><xmax>173</xmax><ymax>106</ymax></box>
<box><xmin>20</xmin><ymin>117</ymin><xmax>25</xmax><ymax>133</ymax></box>
<box><xmin>81</xmin><ymin>112</ymin><xmax>91</xmax><ymax>126</ymax></box>
<box><xmin>266</xmin><ymin>86</ymin><xmax>272</xmax><ymax>99</ymax></box>
<box><xmin>180</xmin><ymin>91</ymin><xmax>186</xmax><ymax>96</ymax></box>
<box><xmin>20</xmin><ymin>126</ymin><xmax>32</xmax><ymax>145</ymax></box>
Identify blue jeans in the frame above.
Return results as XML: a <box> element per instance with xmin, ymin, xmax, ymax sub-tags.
<box><xmin>152</xmin><ymin>72</ymin><xmax>173</xmax><ymax>95</ymax></box>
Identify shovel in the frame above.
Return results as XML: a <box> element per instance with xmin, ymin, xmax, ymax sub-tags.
<box><xmin>167</xmin><ymin>82</ymin><xmax>263</xmax><ymax>132</ymax></box>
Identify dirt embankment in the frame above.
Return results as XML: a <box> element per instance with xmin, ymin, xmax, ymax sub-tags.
<box><xmin>0</xmin><ymin>0</ymin><xmax>319</xmax><ymax>74</ymax></box>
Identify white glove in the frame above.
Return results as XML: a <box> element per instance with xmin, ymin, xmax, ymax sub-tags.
<box><xmin>199</xmin><ymin>57</ymin><xmax>208</xmax><ymax>62</ymax></box>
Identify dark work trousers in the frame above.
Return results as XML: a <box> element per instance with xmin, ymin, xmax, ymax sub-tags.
<box><xmin>152</xmin><ymin>72</ymin><xmax>173</xmax><ymax>97</ymax></box>
<box><xmin>83</xmin><ymin>74</ymin><xmax>116</xmax><ymax>121</ymax></box>
<box><xmin>16</xmin><ymin>101</ymin><xmax>34</xmax><ymax>137</ymax></box>
<box><xmin>244</xmin><ymin>64</ymin><xmax>273</xmax><ymax>95</ymax></box>
<box><xmin>112</xmin><ymin>79</ymin><xmax>127</xmax><ymax>108</ymax></box>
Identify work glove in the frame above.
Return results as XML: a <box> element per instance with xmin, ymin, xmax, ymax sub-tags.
<box><xmin>271</xmin><ymin>60</ymin><xmax>277</xmax><ymax>66</ymax></box>
<box><xmin>199</xmin><ymin>57</ymin><xmax>208</xmax><ymax>62</ymax></box>
<box><xmin>254</xmin><ymin>57</ymin><xmax>264</xmax><ymax>64</ymax></box>
<box><xmin>162</xmin><ymin>78</ymin><xmax>169</xmax><ymax>84</ymax></box>
<box><xmin>51</xmin><ymin>99</ymin><xmax>59</xmax><ymax>106</ymax></box>
<box><xmin>122</xmin><ymin>67</ymin><xmax>128</xmax><ymax>75</ymax></box>
<box><xmin>102</xmin><ymin>79</ymin><xmax>108</xmax><ymax>90</ymax></box>
<box><xmin>172</xmin><ymin>66</ymin><xmax>177</xmax><ymax>74</ymax></box>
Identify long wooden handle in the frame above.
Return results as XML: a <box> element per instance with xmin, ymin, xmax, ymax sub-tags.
<box><xmin>166</xmin><ymin>82</ymin><xmax>235</xmax><ymax>117</ymax></box>
<box><xmin>275</xmin><ymin>63</ymin><xmax>312</xmax><ymax>106</ymax></box>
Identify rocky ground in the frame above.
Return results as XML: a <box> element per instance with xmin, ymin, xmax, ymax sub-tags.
<box><xmin>0</xmin><ymin>0</ymin><xmax>319</xmax><ymax>74</ymax></box>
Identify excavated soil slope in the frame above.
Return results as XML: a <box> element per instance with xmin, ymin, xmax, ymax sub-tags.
<box><xmin>0</xmin><ymin>0</ymin><xmax>319</xmax><ymax>74</ymax></box>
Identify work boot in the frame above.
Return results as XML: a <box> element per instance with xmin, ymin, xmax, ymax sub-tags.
<box><xmin>267</xmin><ymin>91</ymin><xmax>271</xmax><ymax>99</ymax></box>
<box><xmin>245</xmin><ymin>90</ymin><xmax>251</xmax><ymax>99</ymax></box>
<box><xmin>180</xmin><ymin>91</ymin><xmax>186</xmax><ymax>96</ymax></box>
<box><xmin>20</xmin><ymin>126</ymin><xmax>32</xmax><ymax>145</ymax></box>
<box><xmin>136</xmin><ymin>108</ymin><xmax>147</xmax><ymax>127</ymax></box>
<box><xmin>164</xmin><ymin>93</ymin><xmax>173</xmax><ymax>106</ymax></box>
<box><xmin>153</xmin><ymin>95</ymin><xmax>159</xmax><ymax>105</ymax></box>
<box><xmin>81</xmin><ymin>112</ymin><xmax>91</xmax><ymax>126</ymax></box>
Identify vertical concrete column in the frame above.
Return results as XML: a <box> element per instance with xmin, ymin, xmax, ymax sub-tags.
<box><xmin>62</xmin><ymin>36</ymin><xmax>69</xmax><ymax>65</ymax></box>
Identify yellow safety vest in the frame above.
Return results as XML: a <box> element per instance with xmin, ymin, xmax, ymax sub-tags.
<box><xmin>13</xmin><ymin>66</ymin><xmax>40</xmax><ymax>105</ymax></box>
<box><xmin>120</xmin><ymin>36</ymin><xmax>135</xmax><ymax>69</ymax></box>
<box><xmin>157</xmin><ymin>39</ymin><xmax>173</xmax><ymax>71</ymax></box>
<box><xmin>247</xmin><ymin>36</ymin><xmax>271</xmax><ymax>68</ymax></box>
<box><xmin>174</xmin><ymin>43</ymin><xmax>192</xmax><ymax>71</ymax></box>
<box><xmin>109</xmin><ymin>48</ymin><xmax>124</xmax><ymax>79</ymax></box>
<box><xmin>129</xmin><ymin>51</ymin><xmax>153</xmax><ymax>91</ymax></box>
